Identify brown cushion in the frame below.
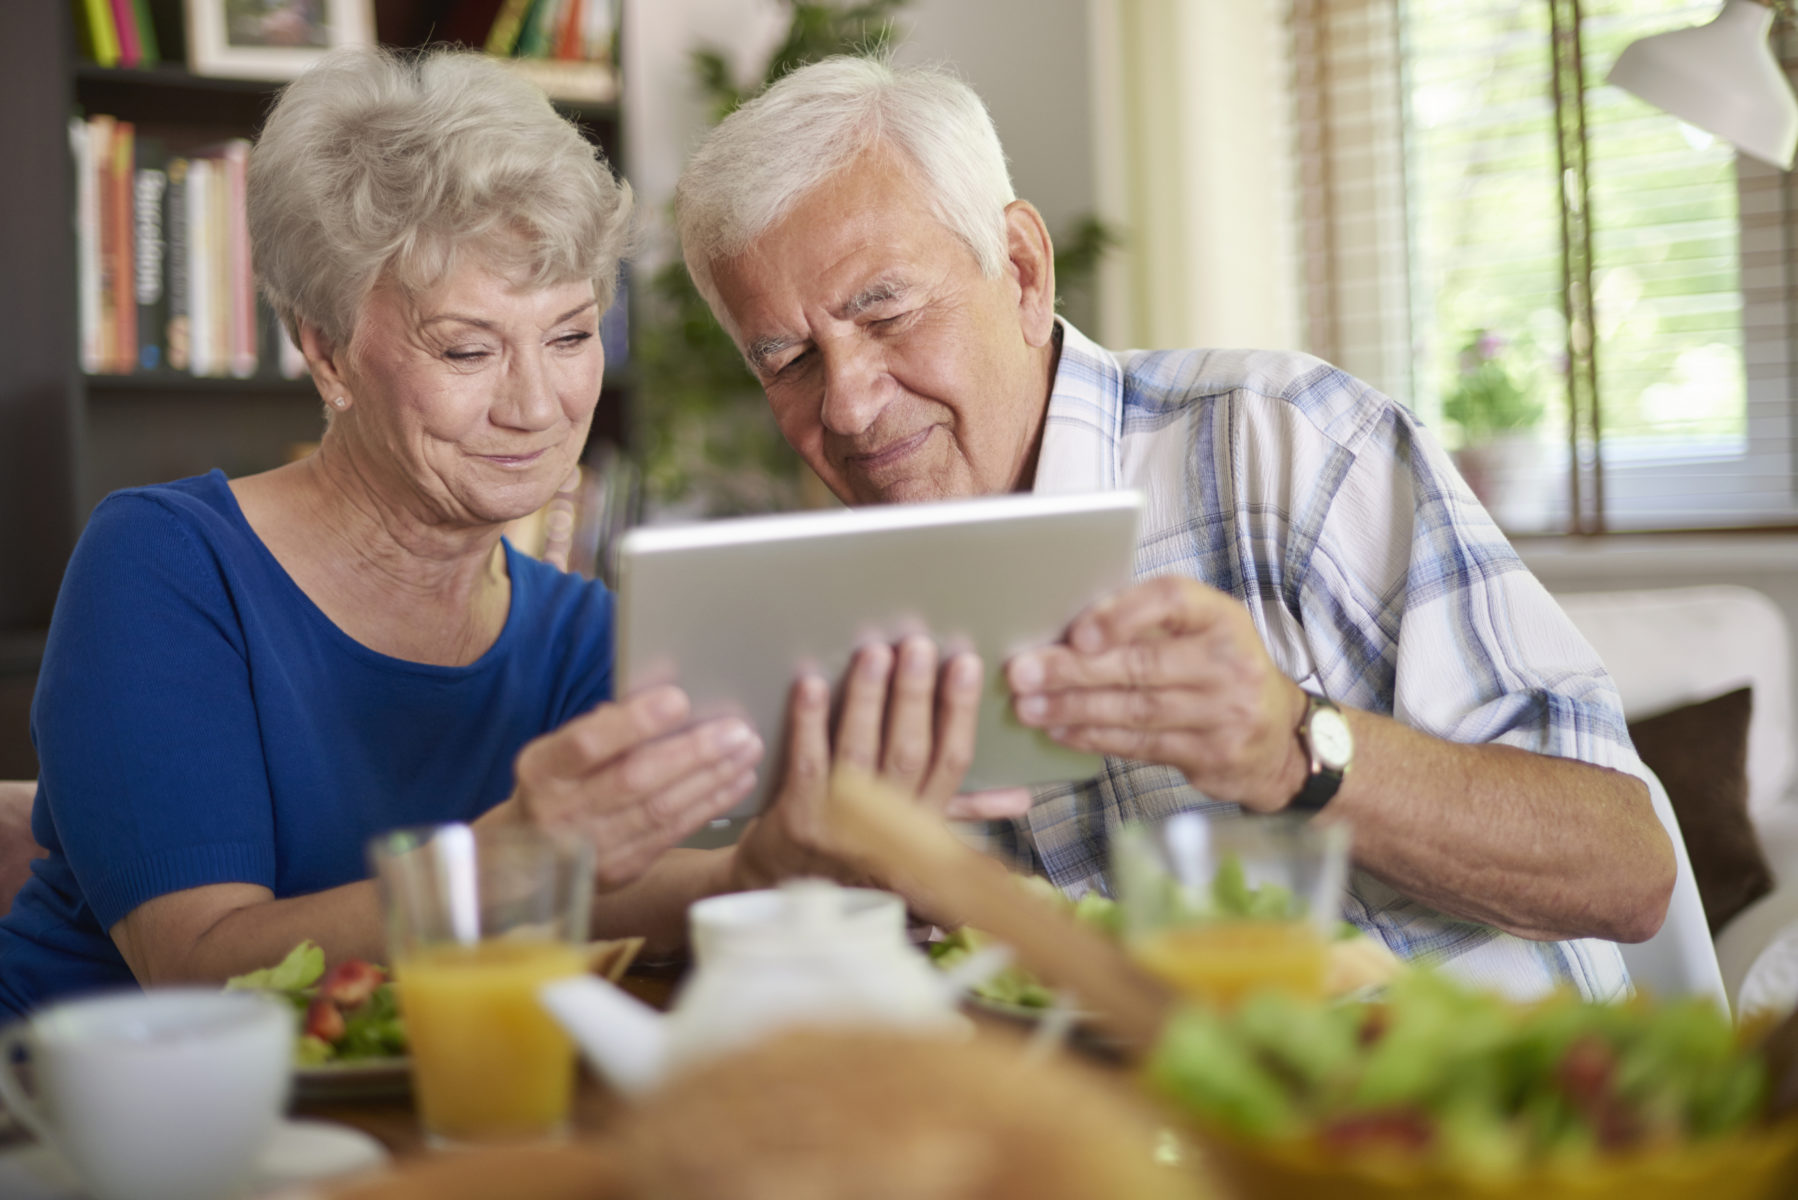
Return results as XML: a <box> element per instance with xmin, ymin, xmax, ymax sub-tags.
<box><xmin>0</xmin><ymin>779</ymin><xmax>45</xmax><ymax>918</ymax></box>
<box><xmin>1628</xmin><ymin>688</ymin><xmax>1771</xmax><ymax>934</ymax></box>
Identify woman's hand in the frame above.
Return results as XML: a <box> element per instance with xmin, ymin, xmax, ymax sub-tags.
<box><xmin>505</xmin><ymin>685</ymin><xmax>765</xmax><ymax>889</ymax></box>
<box><xmin>729</xmin><ymin>636</ymin><xmax>1030</xmax><ymax>891</ymax></box>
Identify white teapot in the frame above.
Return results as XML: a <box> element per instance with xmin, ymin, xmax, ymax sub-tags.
<box><xmin>539</xmin><ymin>880</ymin><xmax>1002</xmax><ymax>1095</ymax></box>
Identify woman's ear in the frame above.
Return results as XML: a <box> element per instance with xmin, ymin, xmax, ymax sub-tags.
<box><xmin>1003</xmin><ymin>200</ymin><xmax>1057</xmax><ymax>349</ymax></box>
<box><xmin>298</xmin><ymin>321</ymin><xmax>351</xmax><ymax>413</ymax></box>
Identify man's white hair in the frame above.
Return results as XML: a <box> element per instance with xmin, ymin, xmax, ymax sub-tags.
<box><xmin>675</xmin><ymin>55</ymin><xmax>1016</xmax><ymax>316</ymax></box>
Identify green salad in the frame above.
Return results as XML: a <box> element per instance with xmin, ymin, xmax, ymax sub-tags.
<box><xmin>929</xmin><ymin>878</ymin><xmax>1122</xmax><ymax>1009</ymax></box>
<box><xmin>226</xmin><ymin>940</ymin><xmax>406</xmax><ymax>1066</ymax></box>
<box><xmin>1148</xmin><ymin>969</ymin><xmax>1767</xmax><ymax>1175</ymax></box>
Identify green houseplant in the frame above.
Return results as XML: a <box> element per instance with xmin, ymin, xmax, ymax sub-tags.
<box><xmin>1441</xmin><ymin>330</ymin><xmax>1551</xmax><ymax>527</ymax></box>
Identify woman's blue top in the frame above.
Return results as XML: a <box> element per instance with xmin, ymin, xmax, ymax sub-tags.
<box><xmin>0</xmin><ymin>470</ymin><xmax>613</xmax><ymax>1017</ymax></box>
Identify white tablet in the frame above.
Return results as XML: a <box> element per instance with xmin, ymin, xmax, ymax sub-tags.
<box><xmin>614</xmin><ymin>490</ymin><xmax>1144</xmax><ymax>824</ymax></box>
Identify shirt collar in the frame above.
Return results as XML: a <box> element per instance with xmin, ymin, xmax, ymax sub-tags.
<box><xmin>1031</xmin><ymin>317</ymin><xmax>1123</xmax><ymax>495</ymax></box>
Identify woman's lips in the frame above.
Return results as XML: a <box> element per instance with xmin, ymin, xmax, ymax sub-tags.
<box><xmin>478</xmin><ymin>449</ymin><xmax>549</xmax><ymax>468</ymax></box>
<box><xmin>847</xmin><ymin>426</ymin><xmax>933</xmax><ymax>471</ymax></box>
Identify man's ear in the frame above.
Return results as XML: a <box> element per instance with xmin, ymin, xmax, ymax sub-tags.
<box><xmin>1003</xmin><ymin>200</ymin><xmax>1057</xmax><ymax>349</ymax></box>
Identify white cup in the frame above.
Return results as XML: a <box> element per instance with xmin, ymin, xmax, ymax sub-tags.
<box><xmin>0</xmin><ymin>988</ymin><xmax>293</xmax><ymax>1200</ymax></box>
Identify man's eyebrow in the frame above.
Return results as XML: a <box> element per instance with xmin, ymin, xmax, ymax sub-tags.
<box><xmin>746</xmin><ymin>334</ymin><xmax>800</xmax><ymax>372</ymax></box>
<box><xmin>837</xmin><ymin>278</ymin><xmax>911</xmax><ymax>320</ymax></box>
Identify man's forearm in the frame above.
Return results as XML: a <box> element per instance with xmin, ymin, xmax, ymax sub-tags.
<box><xmin>1311</xmin><ymin>708</ymin><xmax>1675</xmax><ymax>944</ymax></box>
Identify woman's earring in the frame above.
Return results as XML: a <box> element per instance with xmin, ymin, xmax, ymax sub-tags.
<box><xmin>331</xmin><ymin>396</ymin><xmax>347</xmax><ymax>409</ymax></box>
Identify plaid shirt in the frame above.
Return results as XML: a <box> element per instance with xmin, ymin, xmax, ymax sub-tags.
<box><xmin>989</xmin><ymin>319</ymin><xmax>1648</xmax><ymax>1002</ymax></box>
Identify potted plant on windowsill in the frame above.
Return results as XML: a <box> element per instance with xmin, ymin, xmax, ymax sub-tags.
<box><xmin>1443</xmin><ymin>330</ymin><xmax>1550</xmax><ymax>528</ymax></box>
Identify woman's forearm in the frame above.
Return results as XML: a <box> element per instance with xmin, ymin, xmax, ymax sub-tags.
<box><xmin>110</xmin><ymin>878</ymin><xmax>385</xmax><ymax>986</ymax></box>
<box><xmin>589</xmin><ymin>847</ymin><xmax>736</xmax><ymax>956</ymax></box>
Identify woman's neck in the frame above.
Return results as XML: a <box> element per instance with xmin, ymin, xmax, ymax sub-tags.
<box><xmin>232</xmin><ymin>438</ymin><xmax>513</xmax><ymax>667</ymax></box>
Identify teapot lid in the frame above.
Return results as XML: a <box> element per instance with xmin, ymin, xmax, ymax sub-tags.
<box><xmin>689</xmin><ymin>880</ymin><xmax>907</xmax><ymax>962</ymax></box>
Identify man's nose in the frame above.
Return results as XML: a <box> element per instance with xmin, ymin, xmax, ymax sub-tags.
<box><xmin>817</xmin><ymin>341</ymin><xmax>886</xmax><ymax>437</ymax></box>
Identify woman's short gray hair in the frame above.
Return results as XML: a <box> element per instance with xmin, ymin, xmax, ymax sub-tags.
<box><xmin>676</xmin><ymin>56</ymin><xmax>1014</xmax><ymax>312</ymax></box>
<box><xmin>250</xmin><ymin>45</ymin><xmax>632</xmax><ymax>351</ymax></box>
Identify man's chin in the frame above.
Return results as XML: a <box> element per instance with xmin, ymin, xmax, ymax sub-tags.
<box><xmin>849</xmin><ymin>477</ymin><xmax>968</xmax><ymax>507</ymax></box>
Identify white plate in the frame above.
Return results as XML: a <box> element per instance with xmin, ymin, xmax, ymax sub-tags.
<box><xmin>292</xmin><ymin>1057</ymin><xmax>411</xmax><ymax>1103</ymax></box>
<box><xmin>0</xmin><ymin>1117</ymin><xmax>389</xmax><ymax>1199</ymax></box>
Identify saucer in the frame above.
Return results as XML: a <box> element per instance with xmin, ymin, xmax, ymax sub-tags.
<box><xmin>0</xmin><ymin>1116</ymin><xmax>389</xmax><ymax>1199</ymax></box>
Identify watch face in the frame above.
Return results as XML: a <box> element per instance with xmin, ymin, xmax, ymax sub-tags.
<box><xmin>1310</xmin><ymin>706</ymin><xmax>1354</xmax><ymax>769</ymax></box>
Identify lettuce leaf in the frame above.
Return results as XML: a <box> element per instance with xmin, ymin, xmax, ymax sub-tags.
<box><xmin>224</xmin><ymin>939</ymin><xmax>325</xmax><ymax>993</ymax></box>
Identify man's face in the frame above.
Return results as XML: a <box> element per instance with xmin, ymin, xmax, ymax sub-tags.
<box><xmin>705</xmin><ymin>150</ymin><xmax>1057</xmax><ymax>505</ymax></box>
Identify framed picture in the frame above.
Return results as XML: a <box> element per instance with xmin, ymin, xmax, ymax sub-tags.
<box><xmin>184</xmin><ymin>0</ymin><xmax>375</xmax><ymax>81</ymax></box>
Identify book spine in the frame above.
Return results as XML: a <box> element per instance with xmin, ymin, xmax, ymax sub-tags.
<box><xmin>579</xmin><ymin>0</ymin><xmax>614</xmax><ymax>63</ymax></box>
<box><xmin>555</xmin><ymin>0</ymin><xmax>584</xmax><ymax>61</ymax></box>
<box><xmin>108</xmin><ymin>0</ymin><xmax>140</xmax><ymax>68</ymax></box>
<box><xmin>484</xmin><ymin>0</ymin><xmax>535</xmax><ymax>56</ymax></box>
<box><xmin>129</xmin><ymin>0</ymin><xmax>159</xmax><ymax>65</ymax></box>
<box><xmin>600</xmin><ymin>261</ymin><xmax>628</xmax><ymax>373</ymax></box>
<box><xmin>133</xmin><ymin>138</ymin><xmax>168</xmax><ymax>373</ymax></box>
<box><xmin>209</xmin><ymin>153</ymin><xmax>230</xmax><ymax>378</ymax></box>
<box><xmin>165</xmin><ymin>157</ymin><xmax>190</xmax><ymax>373</ymax></box>
<box><xmin>90</xmin><ymin>116</ymin><xmax>118</xmax><ymax>374</ymax></box>
<box><xmin>224</xmin><ymin>140</ymin><xmax>256</xmax><ymax>378</ymax></box>
<box><xmin>186</xmin><ymin>156</ymin><xmax>212</xmax><ymax>377</ymax></box>
<box><xmin>69</xmin><ymin>119</ymin><xmax>101</xmax><ymax>375</ymax></box>
<box><xmin>76</xmin><ymin>0</ymin><xmax>120</xmax><ymax>68</ymax></box>
<box><xmin>518</xmin><ymin>0</ymin><xmax>563</xmax><ymax>60</ymax></box>
<box><xmin>110</xmin><ymin>121</ymin><xmax>137</xmax><ymax>374</ymax></box>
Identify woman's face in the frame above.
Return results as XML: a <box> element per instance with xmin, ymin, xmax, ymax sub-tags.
<box><xmin>335</xmin><ymin>262</ymin><xmax>603</xmax><ymax>528</ymax></box>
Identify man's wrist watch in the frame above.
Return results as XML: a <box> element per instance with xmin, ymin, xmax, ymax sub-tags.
<box><xmin>1289</xmin><ymin>693</ymin><xmax>1354</xmax><ymax>811</ymax></box>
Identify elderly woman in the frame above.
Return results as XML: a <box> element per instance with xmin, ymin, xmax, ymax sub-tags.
<box><xmin>0</xmin><ymin>47</ymin><xmax>1004</xmax><ymax>1019</ymax></box>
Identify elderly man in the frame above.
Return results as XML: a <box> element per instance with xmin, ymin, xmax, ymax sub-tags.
<box><xmin>673</xmin><ymin>56</ymin><xmax>1674</xmax><ymax>1000</ymax></box>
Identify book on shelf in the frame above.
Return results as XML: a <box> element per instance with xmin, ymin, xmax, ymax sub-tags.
<box><xmin>69</xmin><ymin>118</ymin><xmax>101</xmax><ymax>375</ymax></box>
<box><xmin>165</xmin><ymin>155</ymin><xmax>190</xmax><ymax>372</ymax></box>
<box><xmin>72</xmin><ymin>0</ymin><xmax>120</xmax><ymax>69</ymax></box>
<box><xmin>485</xmin><ymin>0</ymin><xmax>617</xmax><ymax>104</ymax></box>
<box><xmin>108</xmin><ymin>0</ymin><xmax>141</xmax><ymax>68</ymax></box>
<box><xmin>601</xmin><ymin>262</ymin><xmax>629</xmax><ymax>374</ymax></box>
<box><xmin>73</xmin><ymin>0</ymin><xmax>160</xmax><ymax>68</ymax></box>
<box><xmin>133</xmin><ymin>137</ymin><xmax>168</xmax><ymax>372</ymax></box>
<box><xmin>72</xmin><ymin>114</ymin><xmax>288</xmax><ymax>384</ymax></box>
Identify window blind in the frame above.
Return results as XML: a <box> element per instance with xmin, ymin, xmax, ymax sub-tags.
<box><xmin>1286</xmin><ymin>0</ymin><xmax>1798</xmax><ymax>532</ymax></box>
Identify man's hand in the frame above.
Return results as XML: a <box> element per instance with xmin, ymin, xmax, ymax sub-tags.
<box><xmin>1005</xmin><ymin>576</ymin><xmax>1308</xmax><ymax>811</ymax></box>
<box><xmin>731</xmin><ymin>637</ymin><xmax>1027</xmax><ymax>890</ymax></box>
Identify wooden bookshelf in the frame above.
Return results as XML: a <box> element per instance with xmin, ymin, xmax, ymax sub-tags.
<box><xmin>0</xmin><ymin>0</ymin><xmax>630</xmax><ymax>776</ymax></box>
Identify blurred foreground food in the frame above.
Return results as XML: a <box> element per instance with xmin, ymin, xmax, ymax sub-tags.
<box><xmin>608</xmin><ymin>1028</ymin><xmax>1208</xmax><ymax>1200</ymax></box>
<box><xmin>1149</xmin><ymin>969</ymin><xmax>1798</xmax><ymax>1198</ymax></box>
<box><xmin>324</xmin><ymin>1028</ymin><xmax>1211</xmax><ymax>1200</ymax></box>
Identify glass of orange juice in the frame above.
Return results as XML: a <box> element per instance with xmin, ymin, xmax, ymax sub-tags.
<box><xmin>369</xmin><ymin>823</ymin><xmax>595</xmax><ymax>1147</ymax></box>
<box><xmin>1113</xmin><ymin>811</ymin><xmax>1350</xmax><ymax>1010</ymax></box>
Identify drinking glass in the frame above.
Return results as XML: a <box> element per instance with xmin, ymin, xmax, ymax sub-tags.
<box><xmin>1112</xmin><ymin>810</ymin><xmax>1350</xmax><ymax>1009</ymax></box>
<box><xmin>369</xmin><ymin>823</ymin><xmax>595</xmax><ymax>1146</ymax></box>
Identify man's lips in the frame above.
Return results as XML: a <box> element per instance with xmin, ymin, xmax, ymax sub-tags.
<box><xmin>845</xmin><ymin>426</ymin><xmax>933</xmax><ymax>471</ymax></box>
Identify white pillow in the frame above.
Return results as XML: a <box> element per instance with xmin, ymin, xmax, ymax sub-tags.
<box><xmin>1553</xmin><ymin>585</ymin><xmax>1794</xmax><ymax>817</ymax></box>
